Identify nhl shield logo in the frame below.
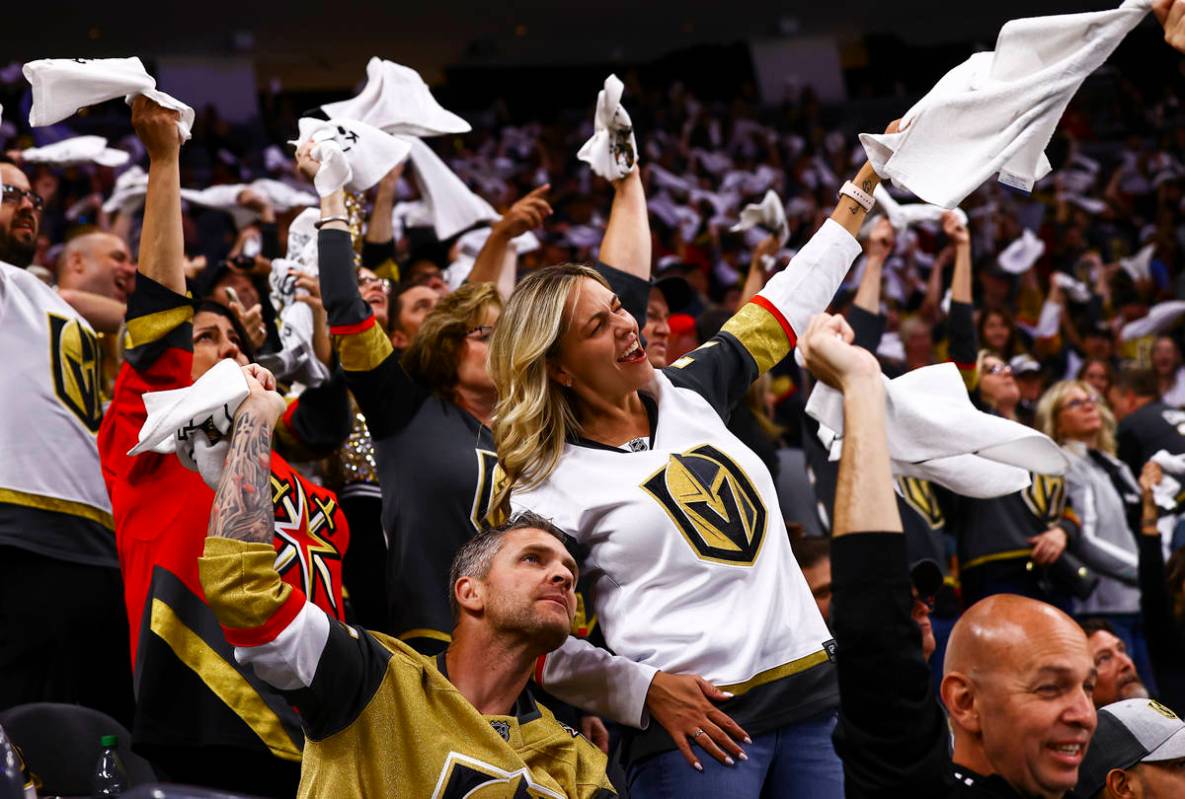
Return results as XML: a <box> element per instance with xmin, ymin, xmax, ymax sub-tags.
<box><xmin>641</xmin><ymin>444</ymin><xmax>767</xmax><ymax>565</ymax></box>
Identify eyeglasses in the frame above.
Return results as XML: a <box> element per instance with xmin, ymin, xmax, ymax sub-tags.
<box><xmin>1</xmin><ymin>184</ymin><xmax>45</xmax><ymax>212</ymax></box>
<box><xmin>984</xmin><ymin>362</ymin><xmax>1013</xmax><ymax>376</ymax></box>
<box><xmin>357</xmin><ymin>275</ymin><xmax>392</xmax><ymax>294</ymax></box>
<box><xmin>1062</xmin><ymin>396</ymin><xmax>1098</xmax><ymax>411</ymax></box>
<box><xmin>466</xmin><ymin>324</ymin><xmax>495</xmax><ymax>341</ymax></box>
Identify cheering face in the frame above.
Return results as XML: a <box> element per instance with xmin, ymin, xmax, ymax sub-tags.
<box><xmin>1152</xmin><ymin>336</ymin><xmax>1181</xmax><ymax>378</ymax></box>
<box><xmin>357</xmin><ymin>268</ymin><xmax>390</xmax><ymax>328</ymax></box>
<box><xmin>0</xmin><ymin>164</ymin><xmax>40</xmax><ymax>267</ymax></box>
<box><xmin>552</xmin><ymin>277</ymin><xmax>653</xmax><ymax>403</ymax></box>
<box><xmin>479</xmin><ymin>529</ymin><xmax>578</xmax><ymax>652</ymax></box>
<box><xmin>1087</xmin><ymin>629</ymin><xmax>1148</xmax><ymax>708</ymax></box>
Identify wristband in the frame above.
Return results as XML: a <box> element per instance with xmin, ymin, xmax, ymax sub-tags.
<box><xmin>838</xmin><ymin>180</ymin><xmax>875</xmax><ymax>212</ymax></box>
<box><xmin>314</xmin><ymin>215</ymin><xmax>349</xmax><ymax>230</ymax></box>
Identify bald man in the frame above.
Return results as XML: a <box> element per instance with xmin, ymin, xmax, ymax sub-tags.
<box><xmin>58</xmin><ymin>232</ymin><xmax>136</xmax><ymax>304</ymax></box>
<box><xmin>797</xmin><ymin>312</ymin><xmax>1098</xmax><ymax>798</ymax></box>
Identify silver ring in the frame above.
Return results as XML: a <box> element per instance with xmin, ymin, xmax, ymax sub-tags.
<box><xmin>692</xmin><ymin>728</ymin><xmax>705</xmax><ymax>739</ymax></box>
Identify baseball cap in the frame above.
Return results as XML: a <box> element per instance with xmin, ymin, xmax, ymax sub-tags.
<box><xmin>1075</xmin><ymin>699</ymin><xmax>1185</xmax><ymax>797</ymax></box>
<box><xmin>1009</xmin><ymin>354</ymin><xmax>1041</xmax><ymax>376</ymax></box>
<box><xmin>910</xmin><ymin>558</ymin><xmax>944</xmax><ymax>600</ymax></box>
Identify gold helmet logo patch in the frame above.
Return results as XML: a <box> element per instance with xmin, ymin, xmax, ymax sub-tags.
<box><xmin>48</xmin><ymin>312</ymin><xmax>102</xmax><ymax>432</ymax></box>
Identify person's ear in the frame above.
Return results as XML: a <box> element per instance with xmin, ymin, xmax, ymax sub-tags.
<box><xmin>454</xmin><ymin>576</ymin><xmax>485</xmax><ymax>616</ymax></box>
<box><xmin>940</xmin><ymin>673</ymin><xmax>982</xmax><ymax>735</ymax></box>
<box><xmin>390</xmin><ymin>329</ymin><xmax>410</xmax><ymax>350</ymax></box>
<box><xmin>1104</xmin><ymin>766</ymin><xmax>1137</xmax><ymax>798</ymax></box>
<box><xmin>546</xmin><ymin>359</ymin><xmax>573</xmax><ymax>389</ymax></box>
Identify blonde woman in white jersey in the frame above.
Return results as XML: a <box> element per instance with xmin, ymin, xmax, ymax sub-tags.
<box><xmin>489</xmin><ymin>151</ymin><xmax>887</xmax><ymax>797</ymax></box>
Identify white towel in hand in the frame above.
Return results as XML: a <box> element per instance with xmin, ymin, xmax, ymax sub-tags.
<box><xmin>1149</xmin><ymin>449</ymin><xmax>1185</xmax><ymax>511</ymax></box>
<box><xmin>129</xmin><ymin>359</ymin><xmax>248</xmax><ymax>456</ymax></box>
<box><xmin>806</xmin><ymin>362</ymin><xmax>1069</xmax><ymax>498</ymax></box>
<box><xmin>998</xmin><ymin>229</ymin><xmax>1046</xmax><ymax>274</ymax></box>
<box><xmin>24</xmin><ymin>57</ymin><xmax>195</xmax><ymax>141</ymax></box>
<box><xmin>321</xmin><ymin>57</ymin><xmax>470</xmax><ymax>137</ymax></box>
<box><xmin>180</xmin><ymin>179</ymin><xmax>318</xmax><ymax>228</ymax></box>
<box><xmin>404</xmin><ymin>137</ymin><xmax>498</xmax><ymax>240</ymax></box>
<box><xmin>731</xmin><ymin>189</ymin><xmax>789</xmax><ymax>247</ymax></box>
<box><xmin>1120</xmin><ymin>300</ymin><xmax>1185</xmax><ymax>342</ymax></box>
<box><xmin>873</xmin><ymin>184</ymin><xmax>967</xmax><ymax>231</ymax></box>
<box><xmin>20</xmin><ymin>135</ymin><xmax>129</xmax><ymax>167</ymax></box>
<box><xmin>858</xmin><ymin>0</ymin><xmax>1153</xmax><ymax>208</ymax></box>
<box><xmin>290</xmin><ymin>117</ymin><xmax>411</xmax><ymax>198</ymax></box>
<box><xmin>1052</xmin><ymin>271</ymin><xmax>1091</xmax><ymax>303</ymax></box>
<box><xmin>1120</xmin><ymin>243</ymin><xmax>1155</xmax><ymax>283</ymax></box>
<box><xmin>577</xmin><ymin>74</ymin><xmax>638</xmax><ymax>181</ymax></box>
<box><xmin>258</xmin><ymin>261</ymin><xmax>331</xmax><ymax>389</ymax></box>
<box><xmin>101</xmin><ymin>166</ymin><xmax>149</xmax><ymax>215</ymax></box>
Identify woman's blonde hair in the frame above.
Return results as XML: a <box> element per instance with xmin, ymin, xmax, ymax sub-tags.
<box><xmin>1034</xmin><ymin>379</ymin><xmax>1117</xmax><ymax>455</ymax></box>
<box><xmin>488</xmin><ymin>264</ymin><xmax>608</xmax><ymax>515</ymax></box>
<box><xmin>401</xmin><ymin>282</ymin><xmax>501</xmax><ymax>400</ymax></box>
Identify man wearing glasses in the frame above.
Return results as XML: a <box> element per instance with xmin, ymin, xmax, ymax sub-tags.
<box><xmin>0</xmin><ymin>161</ymin><xmax>133</xmax><ymax>725</ymax></box>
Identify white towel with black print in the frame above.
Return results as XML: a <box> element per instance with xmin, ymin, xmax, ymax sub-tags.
<box><xmin>20</xmin><ymin>135</ymin><xmax>129</xmax><ymax>167</ymax></box>
<box><xmin>290</xmin><ymin>117</ymin><xmax>411</xmax><ymax>197</ymax></box>
<box><xmin>257</xmin><ymin>258</ymin><xmax>332</xmax><ymax>389</ymax></box>
<box><xmin>807</xmin><ymin>362</ymin><xmax>1069</xmax><ymax>497</ymax></box>
<box><xmin>321</xmin><ymin>57</ymin><xmax>470</xmax><ymax>137</ymax></box>
<box><xmin>577</xmin><ymin>74</ymin><xmax>638</xmax><ymax>181</ymax></box>
<box><xmin>858</xmin><ymin>0</ymin><xmax>1153</xmax><ymax>208</ymax></box>
<box><xmin>402</xmin><ymin>136</ymin><xmax>498</xmax><ymax>240</ymax></box>
<box><xmin>24</xmin><ymin>57</ymin><xmax>195</xmax><ymax>141</ymax></box>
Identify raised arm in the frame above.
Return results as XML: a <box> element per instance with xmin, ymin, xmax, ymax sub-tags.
<box><xmin>466</xmin><ymin>185</ymin><xmax>552</xmax><ymax>292</ymax></box>
<box><xmin>131</xmin><ymin>96</ymin><xmax>186</xmax><ymax>294</ymax></box>
<box><xmin>737</xmin><ymin>234</ymin><xmax>778</xmax><ymax>309</ymax></box>
<box><xmin>598</xmin><ymin>168</ymin><xmax>651</xmax><ymax>279</ymax></box>
<box><xmin>362</xmin><ymin>163</ymin><xmax>401</xmax><ymax>279</ymax></box>
<box><xmin>799</xmin><ymin>313</ymin><xmax>950</xmax><ymax>797</ymax></box>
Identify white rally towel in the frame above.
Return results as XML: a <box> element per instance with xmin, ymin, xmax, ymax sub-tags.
<box><xmin>285</xmin><ymin>208</ymin><xmax>321</xmax><ymax>270</ymax></box>
<box><xmin>806</xmin><ymin>361</ymin><xmax>1069</xmax><ymax>497</ymax></box>
<box><xmin>20</xmin><ymin>135</ymin><xmax>129</xmax><ymax>167</ymax></box>
<box><xmin>24</xmin><ymin>57</ymin><xmax>196</xmax><ymax>141</ymax></box>
<box><xmin>1120</xmin><ymin>300</ymin><xmax>1185</xmax><ymax>342</ymax></box>
<box><xmin>290</xmin><ymin>117</ymin><xmax>411</xmax><ymax>198</ymax></box>
<box><xmin>404</xmin><ymin>136</ymin><xmax>498</xmax><ymax>240</ymax></box>
<box><xmin>858</xmin><ymin>0</ymin><xmax>1153</xmax><ymax>208</ymax></box>
<box><xmin>445</xmin><ymin>225</ymin><xmax>541</xmax><ymax>290</ymax></box>
<box><xmin>731</xmin><ymin>189</ymin><xmax>790</xmax><ymax>247</ymax></box>
<box><xmin>577</xmin><ymin>74</ymin><xmax>638</xmax><ymax>181</ymax></box>
<box><xmin>257</xmin><ymin>257</ymin><xmax>332</xmax><ymax>389</ymax></box>
<box><xmin>1052</xmin><ymin>271</ymin><xmax>1092</xmax><ymax>303</ymax></box>
<box><xmin>128</xmin><ymin>358</ymin><xmax>248</xmax><ymax>457</ymax></box>
<box><xmin>1120</xmin><ymin>242</ymin><xmax>1156</xmax><ymax>283</ymax></box>
<box><xmin>321</xmin><ymin>57</ymin><xmax>470</xmax><ymax>137</ymax></box>
<box><xmin>998</xmin><ymin>228</ymin><xmax>1046</xmax><ymax>274</ymax></box>
<box><xmin>872</xmin><ymin>184</ymin><xmax>967</xmax><ymax>231</ymax></box>
<box><xmin>1150</xmin><ymin>449</ymin><xmax>1185</xmax><ymax>511</ymax></box>
<box><xmin>180</xmin><ymin>179</ymin><xmax>318</xmax><ymax>228</ymax></box>
<box><xmin>101</xmin><ymin>166</ymin><xmax>149</xmax><ymax>215</ymax></box>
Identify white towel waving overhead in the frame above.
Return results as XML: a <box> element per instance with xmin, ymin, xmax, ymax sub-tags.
<box><xmin>872</xmin><ymin>184</ymin><xmax>967</xmax><ymax>231</ymax></box>
<box><xmin>180</xmin><ymin>179</ymin><xmax>317</xmax><ymax>228</ymax></box>
<box><xmin>998</xmin><ymin>229</ymin><xmax>1046</xmax><ymax>274</ymax></box>
<box><xmin>445</xmin><ymin>225</ymin><xmax>541</xmax><ymax>290</ymax></box>
<box><xmin>806</xmin><ymin>362</ymin><xmax>1069</xmax><ymax>498</ymax></box>
<box><xmin>577</xmin><ymin>74</ymin><xmax>638</xmax><ymax>181</ymax></box>
<box><xmin>24</xmin><ymin>57</ymin><xmax>195</xmax><ymax>141</ymax></box>
<box><xmin>1052</xmin><ymin>271</ymin><xmax>1092</xmax><ymax>303</ymax></box>
<box><xmin>404</xmin><ymin>137</ymin><xmax>498</xmax><ymax>240</ymax></box>
<box><xmin>1120</xmin><ymin>243</ymin><xmax>1156</xmax><ymax>283</ymax></box>
<box><xmin>20</xmin><ymin>135</ymin><xmax>129</xmax><ymax>167</ymax></box>
<box><xmin>321</xmin><ymin>57</ymin><xmax>470</xmax><ymax>137</ymax></box>
<box><xmin>1120</xmin><ymin>300</ymin><xmax>1185</xmax><ymax>342</ymax></box>
<box><xmin>290</xmin><ymin>117</ymin><xmax>411</xmax><ymax>198</ymax></box>
<box><xmin>858</xmin><ymin>0</ymin><xmax>1153</xmax><ymax>208</ymax></box>
<box><xmin>731</xmin><ymin>189</ymin><xmax>790</xmax><ymax>247</ymax></box>
<box><xmin>101</xmin><ymin>166</ymin><xmax>149</xmax><ymax>215</ymax></box>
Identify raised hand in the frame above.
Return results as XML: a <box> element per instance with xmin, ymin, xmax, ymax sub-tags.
<box><xmin>294</xmin><ymin>139</ymin><xmax>321</xmax><ymax>183</ymax></box>
<box><xmin>131</xmin><ymin>96</ymin><xmax>183</xmax><ymax>161</ymax></box>
<box><xmin>942</xmin><ymin>211</ymin><xmax>970</xmax><ymax>247</ymax></box>
<box><xmin>493</xmin><ymin>184</ymin><xmax>553</xmax><ymax>240</ymax></box>
<box><xmin>1154</xmin><ymin>0</ymin><xmax>1185</xmax><ymax>52</ymax></box>
<box><xmin>798</xmin><ymin>313</ymin><xmax>881</xmax><ymax>391</ymax></box>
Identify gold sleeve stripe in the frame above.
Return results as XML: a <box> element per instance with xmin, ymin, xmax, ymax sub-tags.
<box><xmin>719</xmin><ymin>301</ymin><xmax>792</xmax><ymax>374</ymax></box>
<box><xmin>397</xmin><ymin>627</ymin><xmax>452</xmax><ymax>644</ymax></box>
<box><xmin>198</xmin><ymin>538</ymin><xmax>295</xmax><ymax>631</ymax></box>
<box><xmin>123</xmin><ymin>305</ymin><xmax>195</xmax><ymax>351</ymax></box>
<box><xmin>716</xmin><ymin>648</ymin><xmax>830</xmax><ymax>697</ymax></box>
<box><xmin>149</xmin><ymin>599</ymin><xmax>302</xmax><ymax>761</ymax></box>
<box><xmin>960</xmin><ymin>548</ymin><xmax>1034</xmax><ymax>571</ymax></box>
<box><xmin>334</xmin><ymin>320</ymin><xmax>394</xmax><ymax>373</ymax></box>
<box><xmin>0</xmin><ymin>487</ymin><xmax>114</xmax><ymax>530</ymax></box>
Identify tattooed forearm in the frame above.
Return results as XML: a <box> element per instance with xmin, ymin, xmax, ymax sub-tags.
<box><xmin>207</xmin><ymin>406</ymin><xmax>274</xmax><ymax>543</ymax></box>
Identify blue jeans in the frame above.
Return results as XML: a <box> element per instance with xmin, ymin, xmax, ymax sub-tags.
<box><xmin>626</xmin><ymin>710</ymin><xmax>843</xmax><ymax>799</ymax></box>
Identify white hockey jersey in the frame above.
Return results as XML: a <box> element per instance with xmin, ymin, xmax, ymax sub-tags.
<box><xmin>0</xmin><ymin>261</ymin><xmax>115</xmax><ymax>566</ymax></box>
<box><xmin>514</xmin><ymin>220</ymin><xmax>861</xmax><ymax>754</ymax></box>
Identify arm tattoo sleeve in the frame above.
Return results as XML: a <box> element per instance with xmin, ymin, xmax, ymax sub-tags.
<box><xmin>207</xmin><ymin>407</ymin><xmax>275</xmax><ymax>543</ymax></box>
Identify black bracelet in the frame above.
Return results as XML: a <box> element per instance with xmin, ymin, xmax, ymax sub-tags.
<box><xmin>314</xmin><ymin>215</ymin><xmax>349</xmax><ymax>230</ymax></box>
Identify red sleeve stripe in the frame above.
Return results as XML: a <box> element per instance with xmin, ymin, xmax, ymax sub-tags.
<box><xmin>952</xmin><ymin>361</ymin><xmax>976</xmax><ymax>371</ymax></box>
<box><xmin>221</xmin><ymin>589</ymin><xmax>306</xmax><ymax>648</ymax></box>
<box><xmin>330</xmin><ymin>316</ymin><xmax>377</xmax><ymax>336</ymax></box>
<box><xmin>281</xmin><ymin>398</ymin><xmax>299</xmax><ymax>431</ymax></box>
<box><xmin>751</xmin><ymin>295</ymin><xmax>797</xmax><ymax>349</ymax></box>
<box><xmin>533</xmin><ymin>654</ymin><xmax>547</xmax><ymax>686</ymax></box>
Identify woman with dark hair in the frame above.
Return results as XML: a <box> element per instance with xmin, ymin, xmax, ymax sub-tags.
<box><xmin>976</xmin><ymin>305</ymin><xmax>1020</xmax><ymax>359</ymax></box>
<box><xmin>1078</xmin><ymin>356</ymin><xmax>1116</xmax><ymax>400</ymax></box>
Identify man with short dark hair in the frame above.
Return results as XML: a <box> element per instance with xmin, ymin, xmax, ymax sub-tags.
<box><xmin>798</xmin><ymin>311</ymin><xmax>1098</xmax><ymax>798</ymax></box>
<box><xmin>1113</xmin><ymin>366</ymin><xmax>1185</xmax><ymax>478</ymax></box>
<box><xmin>1081</xmin><ymin>618</ymin><xmax>1151</xmax><ymax>708</ymax></box>
<box><xmin>198</xmin><ymin>366</ymin><xmax>615</xmax><ymax>796</ymax></box>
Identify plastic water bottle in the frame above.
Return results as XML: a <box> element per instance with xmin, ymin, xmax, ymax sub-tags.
<box><xmin>91</xmin><ymin>735</ymin><xmax>127</xmax><ymax>797</ymax></box>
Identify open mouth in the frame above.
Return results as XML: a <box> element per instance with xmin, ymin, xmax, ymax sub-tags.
<box><xmin>1046</xmin><ymin>742</ymin><xmax>1085</xmax><ymax>765</ymax></box>
<box><xmin>617</xmin><ymin>341</ymin><xmax>646</xmax><ymax>364</ymax></box>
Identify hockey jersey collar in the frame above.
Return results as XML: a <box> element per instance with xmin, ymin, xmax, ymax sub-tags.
<box><xmin>569</xmin><ymin>391</ymin><xmax>659</xmax><ymax>453</ymax></box>
<box><xmin>433</xmin><ymin>651</ymin><xmax>542</xmax><ymax>724</ymax></box>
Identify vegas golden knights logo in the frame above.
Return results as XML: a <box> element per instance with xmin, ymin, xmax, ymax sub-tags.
<box><xmin>1022</xmin><ymin>474</ymin><xmax>1066</xmax><ymax>523</ymax></box>
<box><xmin>48</xmin><ymin>312</ymin><xmax>102</xmax><ymax>432</ymax></box>
<box><xmin>641</xmin><ymin>444</ymin><xmax>767</xmax><ymax>565</ymax></box>
<box><xmin>433</xmin><ymin>752</ymin><xmax>564</xmax><ymax>798</ymax></box>
<box><xmin>898</xmin><ymin>477</ymin><xmax>945</xmax><ymax>529</ymax></box>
